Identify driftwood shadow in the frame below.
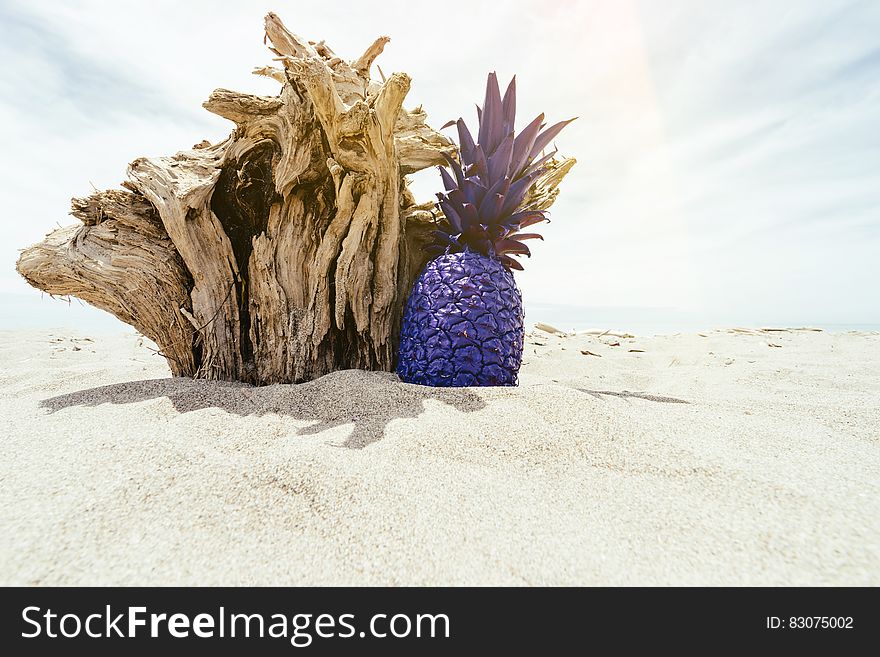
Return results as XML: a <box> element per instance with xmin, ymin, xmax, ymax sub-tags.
<box><xmin>41</xmin><ymin>370</ymin><xmax>486</xmax><ymax>449</ymax></box>
<box><xmin>578</xmin><ymin>389</ymin><xmax>690</xmax><ymax>404</ymax></box>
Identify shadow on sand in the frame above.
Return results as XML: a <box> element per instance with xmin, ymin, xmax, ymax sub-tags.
<box><xmin>41</xmin><ymin>370</ymin><xmax>486</xmax><ymax>449</ymax></box>
<box><xmin>578</xmin><ymin>389</ymin><xmax>690</xmax><ymax>404</ymax></box>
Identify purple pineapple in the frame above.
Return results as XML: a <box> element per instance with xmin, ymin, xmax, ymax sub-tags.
<box><xmin>398</xmin><ymin>73</ymin><xmax>574</xmax><ymax>387</ymax></box>
<box><xmin>398</xmin><ymin>251</ymin><xmax>524</xmax><ymax>386</ymax></box>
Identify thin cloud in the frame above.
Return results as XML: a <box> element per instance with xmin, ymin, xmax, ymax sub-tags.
<box><xmin>0</xmin><ymin>3</ymin><xmax>203</xmax><ymax>133</ymax></box>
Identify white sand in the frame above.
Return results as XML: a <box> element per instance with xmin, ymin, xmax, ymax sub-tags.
<box><xmin>1</xmin><ymin>327</ymin><xmax>878</xmax><ymax>585</ymax></box>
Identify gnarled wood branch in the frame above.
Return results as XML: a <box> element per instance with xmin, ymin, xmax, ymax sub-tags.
<box><xmin>17</xmin><ymin>190</ymin><xmax>196</xmax><ymax>376</ymax></box>
<box><xmin>16</xmin><ymin>12</ymin><xmax>574</xmax><ymax>384</ymax></box>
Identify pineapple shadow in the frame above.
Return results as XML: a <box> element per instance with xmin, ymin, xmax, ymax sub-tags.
<box><xmin>40</xmin><ymin>370</ymin><xmax>486</xmax><ymax>449</ymax></box>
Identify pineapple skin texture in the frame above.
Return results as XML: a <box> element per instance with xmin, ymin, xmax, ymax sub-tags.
<box><xmin>397</xmin><ymin>251</ymin><xmax>524</xmax><ymax>387</ymax></box>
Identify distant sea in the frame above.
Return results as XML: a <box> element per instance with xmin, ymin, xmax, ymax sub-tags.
<box><xmin>523</xmin><ymin>302</ymin><xmax>880</xmax><ymax>335</ymax></box>
<box><xmin>1</xmin><ymin>293</ymin><xmax>878</xmax><ymax>336</ymax></box>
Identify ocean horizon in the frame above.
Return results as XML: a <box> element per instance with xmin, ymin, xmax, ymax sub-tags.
<box><xmin>2</xmin><ymin>293</ymin><xmax>877</xmax><ymax>336</ymax></box>
<box><xmin>524</xmin><ymin>302</ymin><xmax>880</xmax><ymax>335</ymax></box>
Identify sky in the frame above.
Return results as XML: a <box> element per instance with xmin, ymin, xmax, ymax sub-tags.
<box><xmin>1</xmin><ymin>0</ymin><xmax>878</xmax><ymax>330</ymax></box>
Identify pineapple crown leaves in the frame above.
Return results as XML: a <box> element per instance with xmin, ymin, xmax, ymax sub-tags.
<box><xmin>428</xmin><ymin>72</ymin><xmax>575</xmax><ymax>271</ymax></box>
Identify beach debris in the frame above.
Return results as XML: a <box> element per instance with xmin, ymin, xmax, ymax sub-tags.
<box><xmin>607</xmin><ymin>341</ymin><xmax>621</xmax><ymax>347</ymax></box>
<box><xmin>628</xmin><ymin>349</ymin><xmax>645</xmax><ymax>353</ymax></box>
<box><xmin>578</xmin><ymin>329</ymin><xmax>635</xmax><ymax>338</ymax></box>
<box><xmin>768</xmin><ymin>343</ymin><xmax>782</xmax><ymax>348</ymax></box>
<box><xmin>534</xmin><ymin>323</ymin><xmax>567</xmax><ymax>336</ymax></box>
<box><xmin>580</xmin><ymin>350</ymin><xmax>602</xmax><ymax>357</ymax></box>
<box><xmin>726</xmin><ymin>327</ymin><xmax>823</xmax><ymax>335</ymax></box>
<box><xmin>49</xmin><ymin>336</ymin><xmax>94</xmax><ymax>352</ymax></box>
<box><xmin>724</xmin><ymin>358</ymin><xmax>734</xmax><ymax>365</ymax></box>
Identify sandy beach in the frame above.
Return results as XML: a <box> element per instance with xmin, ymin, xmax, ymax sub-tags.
<box><xmin>1</xmin><ymin>326</ymin><xmax>878</xmax><ymax>586</ymax></box>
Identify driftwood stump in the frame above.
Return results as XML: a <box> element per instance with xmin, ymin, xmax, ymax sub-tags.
<box><xmin>17</xmin><ymin>12</ymin><xmax>574</xmax><ymax>384</ymax></box>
